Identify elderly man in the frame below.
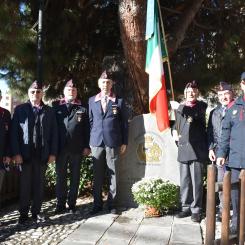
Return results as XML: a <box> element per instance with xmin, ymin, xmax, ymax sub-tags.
<box><xmin>53</xmin><ymin>80</ymin><xmax>90</xmax><ymax>214</ymax></box>
<box><xmin>89</xmin><ymin>70</ymin><xmax>128</xmax><ymax>215</ymax></box>
<box><xmin>0</xmin><ymin>89</ymin><xmax>11</xmax><ymax>226</ymax></box>
<box><xmin>207</xmin><ymin>82</ymin><xmax>234</xmax><ymax>221</ymax></box>
<box><xmin>217</xmin><ymin>72</ymin><xmax>245</xmax><ymax>233</ymax></box>
<box><xmin>11</xmin><ymin>81</ymin><xmax>58</xmax><ymax>224</ymax></box>
<box><xmin>173</xmin><ymin>81</ymin><xmax>208</xmax><ymax>223</ymax></box>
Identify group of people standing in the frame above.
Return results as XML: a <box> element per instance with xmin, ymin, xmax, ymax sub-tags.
<box><xmin>173</xmin><ymin>72</ymin><xmax>245</xmax><ymax>234</ymax></box>
<box><xmin>0</xmin><ymin>69</ymin><xmax>128</xmax><ymax>225</ymax></box>
<box><xmin>0</xmin><ymin>70</ymin><xmax>245</xmax><ymax>233</ymax></box>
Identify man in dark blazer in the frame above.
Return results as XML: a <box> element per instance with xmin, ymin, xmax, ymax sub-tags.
<box><xmin>172</xmin><ymin>81</ymin><xmax>208</xmax><ymax>223</ymax></box>
<box><xmin>207</xmin><ymin>82</ymin><xmax>234</xmax><ymax>221</ymax></box>
<box><xmin>11</xmin><ymin>81</ymin><xmax>58</xmax><ymax>224</ymax></box>
<box><xmin>53</xmin><ymin>80</ymin><xmax>90</xmax><ymax>214</ymax></box>
<box><xmin>0</xmin><ymin>89</ymin><xmax>11</xmax><ymax>226</ymax></box>
<box><xmin>217</xmin><ymin>72</ymin><xmax>245</xmax><ymax>233</ymax></box>
<box><xmin>89</xmin><ymin>70</ymin><xmax>128</xmax><ymax>215</ymax></box>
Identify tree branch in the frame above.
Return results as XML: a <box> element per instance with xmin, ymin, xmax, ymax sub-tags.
<box><xmin>166</xmin><ymin>0</ymin><xmax>205</xmax><ymax>55</ymax></box>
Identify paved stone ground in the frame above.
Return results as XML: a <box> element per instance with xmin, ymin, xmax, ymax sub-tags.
<box><xmin>0</xmin><ymin>196</ymin><xmax>220</xmax><ymax>245</ymax></box>
<box><xmin>0</xmin><ymin>196</ymin><xmax>93</xmax><ymax>245</ymax></box>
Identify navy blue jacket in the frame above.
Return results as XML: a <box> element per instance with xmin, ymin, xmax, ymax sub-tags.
<box><xmin>0</xmin><ymin>107</ymin><xmax>11</xmax><ymax>169</ymax></box>
<box><xmin>207</xmin><ymin>105</ymin><xmax>225</xmax><ymax>152</ymax></box>
<box><xmin>11</xmin><ymin>102</ymin><xmax>58</xmax><ymax>162</ymax></box>
<box><xmin>217</xmin><ymin>96</ymin><xmax>245</xmax><ymax>169</ymax></box>
<box><xmin>173</xmin><ymin>100</ymin><xmax>208</xmax><ymax>163</ymax></box>
<box><xmin>53</xmin><ymin>101</ymin><xmax>90</xmax><ymax>154</ymax></box>
<box><xmin>89</xmin><ymin>95</ymin><xmax>128</xmax><ymax>148</ymax></box>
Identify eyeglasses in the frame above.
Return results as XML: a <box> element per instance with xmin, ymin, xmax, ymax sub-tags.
<box><xmin>30</xmin><ymin>90</ymin><xmax>42</xmax><ymax>94</ymax></box>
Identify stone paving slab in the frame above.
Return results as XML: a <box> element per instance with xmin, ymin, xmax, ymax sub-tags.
<box><xmin>171</xmin><ymin>222</ymin><xmax>202</xmax><ymax>244</ymax></box>
<box><xmin>0</xmin><ymin>198</ymin><xmax>205</xmax><ymax>245</ymax></box>
<box><xmin>132</xmin><ymin>224</ymin><xmax>172</xmax><ymax>245</ymax></box>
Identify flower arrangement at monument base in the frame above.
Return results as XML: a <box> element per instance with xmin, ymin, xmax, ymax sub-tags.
<box><xmin>131</xmin><ymin>178</ymin><xmax>179</xmax><ymax>218</ymax></box>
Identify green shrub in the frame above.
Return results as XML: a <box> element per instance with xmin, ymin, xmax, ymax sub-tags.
<box><xmin>45</xmin><ymin>156</ymin><xmax>93</xmax><ymax>195</ymax></box>
<box><xmin>132</xmin><ymin>178</ymin><xmax>179</xmax><ymax>213</ymax></box>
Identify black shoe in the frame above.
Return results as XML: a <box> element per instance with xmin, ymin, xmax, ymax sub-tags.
<box><xmin>32</xmin><ymin>214</ymin><xmax>46</xmax><ymax>222</ymax></box>
<box><xmin>90</xmin><ymin>207</ymin><xmax>103</xmax><ymax>215</ymax></box>
<box><xmin>175</xmin><ymin>210</ymin><xmax>191</xmax><ymax>218</ymax></box>
<box><xmin>191</xmin><ymin>213</ymin><xmax>201</xmax><ymax>223</ymax></box>
<box><xmin>55</xmin><ymin>205</ymin><xmax>67</xmax><ymax>214</ymax></box>
<box><xmin>109</xmin><ymin>208</ymin><xmax>117</xmax><ymax>214</ymax></box>
<box><xmin>216</xmin><ymin>214</ymin><xmax>222</xmax><ymax>222</ymax></box>
<box><xmin>68</xmin><ymin>206</ymin><xmax>79</xmax><ymax>214</ymax></box>
<box><xmin>230</xmin><ymin>226</ymin><xmax>237</xmax><ymax>235</ymax></box>
<box><xmin>18</xmin><ymin>215</ymin><xmax>29</xmax><ymax>225</ymax></box>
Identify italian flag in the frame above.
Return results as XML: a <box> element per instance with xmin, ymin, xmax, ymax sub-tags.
<box><xmin>145</xmin><ymin>0</ymin><xmax>169</xmax><ymax>132</ymax></box>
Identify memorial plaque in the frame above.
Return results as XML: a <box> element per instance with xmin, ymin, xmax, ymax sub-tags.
<box><xmin>117</xmin><ymin>113</ymin><xmax>179</xmax><ymax>207</ymax></box>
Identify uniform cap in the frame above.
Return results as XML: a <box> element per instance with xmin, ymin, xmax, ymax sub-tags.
<box><xmin>29</xmin><ymin>81</ymin><xmax>42</xmax><ymax>89</ymax></box>
<box><xmin>65</xmin><ymin>79</ymin><xmax>77</xmax><ymax>88</ymax></box>
<box><xmin>240</xmin><ymin>72</ymin><xmax>245</xmax><ymax>81</ymax></box>
<box><xmin>217</xmin><ymin>81</ymin><xmax>232</xmax><ymax>91</ymax></box>
<box><xmin>99</xmin><ymin>70</ymin><xmax>113</xmax><ymax>80</ymax></box>
<box><xmin>184</xmin><ymin>80</ymin><xmax>198</xmax><ymax>90</ymax></box>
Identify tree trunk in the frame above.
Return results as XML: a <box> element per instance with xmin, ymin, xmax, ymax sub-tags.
<box><xmin>118</xmin><ymin>0</ymin><xmax>148</xmax><ymax>114</ymax></box>
<box><xmin>118</xmin><ymin>0</ymin><xmax>204</xmax><ymax>114</ymax></box>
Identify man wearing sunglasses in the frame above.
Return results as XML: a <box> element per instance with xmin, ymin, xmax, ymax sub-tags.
<box><xmin>11</xmin><ymin>81</ymin><xmax>58</xmax><ymax>224</ymax></box>
<box><xmin>217</xmin><ymin>72</ymin><xmax>245</xmax><ymax>234</ymax></box>
<box><xmin>0</xmin><ymin>89</ymin><xmax>11</xmax><ymax>226</ymax></box>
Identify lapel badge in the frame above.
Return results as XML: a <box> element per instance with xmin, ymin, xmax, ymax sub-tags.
<box><xmin>232</xmin><ymin>110</ymin><xmax>237</xmax><ymax>115</ymax></box>
<box><xmin>76</xmin><ymin>111</ymin><xmax>83</xmax><ymax>122</ymax></box>
<box><xmin>187</xmin><ymin>116</ymin><xmax>193</xmax><ymax>123</ymax></box>
<box><xmin>111</xmin><ymin>104</ymin><xmax>118</xmax><ymax>115</ymax></box>
<box><xmin>5</xmin><ymin>123</ymin><xmax>8</xmax><ymax>131</ymax></box>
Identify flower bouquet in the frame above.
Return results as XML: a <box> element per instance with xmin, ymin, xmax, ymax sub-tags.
<box><xmin>132</xmin><ymin>178</ymin><xmax>179</xmax><ymax>217</ymax></box>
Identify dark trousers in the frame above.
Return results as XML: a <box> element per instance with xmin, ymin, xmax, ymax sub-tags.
<box><xmin>179</xmin><ymin>161</ymin><xmax>203</xmax><ymax>214</ymax></box>
<box><xmin>0</xmin><ymin>169</ymin><xmax>5</xmax><ymax>206</ymax></box>
<box><xmin>230</xmin><ymin>168</ymin><xmax>242</xmax><ymax>229</ymax></box>
<box><xmin>19</xmin><ymin>158</ymin><xmax>47</xmax><ymax>216</ymax></box>
<box><xmin>56</xmin><ymin>150</ymin><xmax>82</xmax><ymax>208</ymax></box>
<box><xmin>91</xmin><ymin>146</ymin><xmax>119</xmax><ymax>209</ymax></box>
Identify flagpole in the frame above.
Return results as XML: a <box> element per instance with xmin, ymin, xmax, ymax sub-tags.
<box><xmin>156</xmin><ymin>0</ymin><xmax>175</xmax><ymax>101</ymax></box>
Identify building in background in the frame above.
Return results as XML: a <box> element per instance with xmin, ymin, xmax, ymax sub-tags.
<box><xmin>0</xmin><ymin>90</ymin><xmax>21</xmax><ymax>114</ymax></box>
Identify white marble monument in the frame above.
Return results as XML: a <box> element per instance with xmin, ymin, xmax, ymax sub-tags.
<box><xmin>117</xmin><ymin>113</ymin><xmax>179</xmax><ymax>207</ymax></box>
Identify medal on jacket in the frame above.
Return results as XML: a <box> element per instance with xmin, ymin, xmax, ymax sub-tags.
<box><xmin>187</xmin><ymin>116</ymin><xmax>193</xmax><ymax>123</ymax></box>
<box><xmin>112</xmin><ymin>104</ymin><xmax>118</xmax><ymax>115</ymax></box>
<box><xmin>76</xmin><ymin>111</ymin><xmax>82</xmax><ymax>122</ymax></box>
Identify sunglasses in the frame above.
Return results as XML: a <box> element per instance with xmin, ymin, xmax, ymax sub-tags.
<box><xmin>30</xmin><ymin>90</ymin><xmax>42</xmax><ymax>94</ymax></box>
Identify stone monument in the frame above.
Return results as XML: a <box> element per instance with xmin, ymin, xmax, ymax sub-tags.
<box><xmin>117</xmin><ymin>113</ymin><xmax>179</xmax><ymax>207</ymax></box>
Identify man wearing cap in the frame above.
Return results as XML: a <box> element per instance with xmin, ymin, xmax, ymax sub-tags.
<box><xmin>207</xmin><ymin>82</ymin><xmax>234</xmax><ymax>221</ymax></box>
<box><xmin>89</xmin><ymin>70</ymin><xmax>128</xmax><ymax>215</ymax></box>
<box><xmin>217</xmin><ymin>72</ymin><xmax>245</xmax><ymax>233</ymax></box>
<box><xmin>11</xmin><ymin>81</ymin><xmax>58</xmax><ymax>224</ymax></box>
<box><xmin>172</xmin><ymin>81</ymin><xmax>208</xmax><ymax>223</ymax></box>
<box><xmin>53</xmin><ymin>79</ymin><xmax>90</xmax><ymax>214</ymax></box>
<box><xmin>0</xmin><ymin>89</ymin><xmax>11</xmax><ymax>226</ymax></box>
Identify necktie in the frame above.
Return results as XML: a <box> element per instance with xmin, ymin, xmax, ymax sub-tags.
<box><xmin>101</xmin><ymin>96</ymin><xmax>108</xmax><ymax>113</ymax></box>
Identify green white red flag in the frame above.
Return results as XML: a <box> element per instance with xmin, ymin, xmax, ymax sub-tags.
<box><xmin>145</xmin><ymin>0</ymin><xmax>169</xmax><ymax>132</ymax></box>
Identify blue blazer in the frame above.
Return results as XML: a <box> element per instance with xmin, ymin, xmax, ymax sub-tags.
<box><xmin>53</xmin><ymin>102</ymin><xmax>90</xmax><ymax>154</ymax></box>
<box><xmin>11</xmin><ymin>102</ymin><xmax>58</xmax><ymax>162</ymax></box>
<box><xmin>89</xmin><ymin>95</ymin><xmax>128</xmax><ymax>148</ymax></box>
